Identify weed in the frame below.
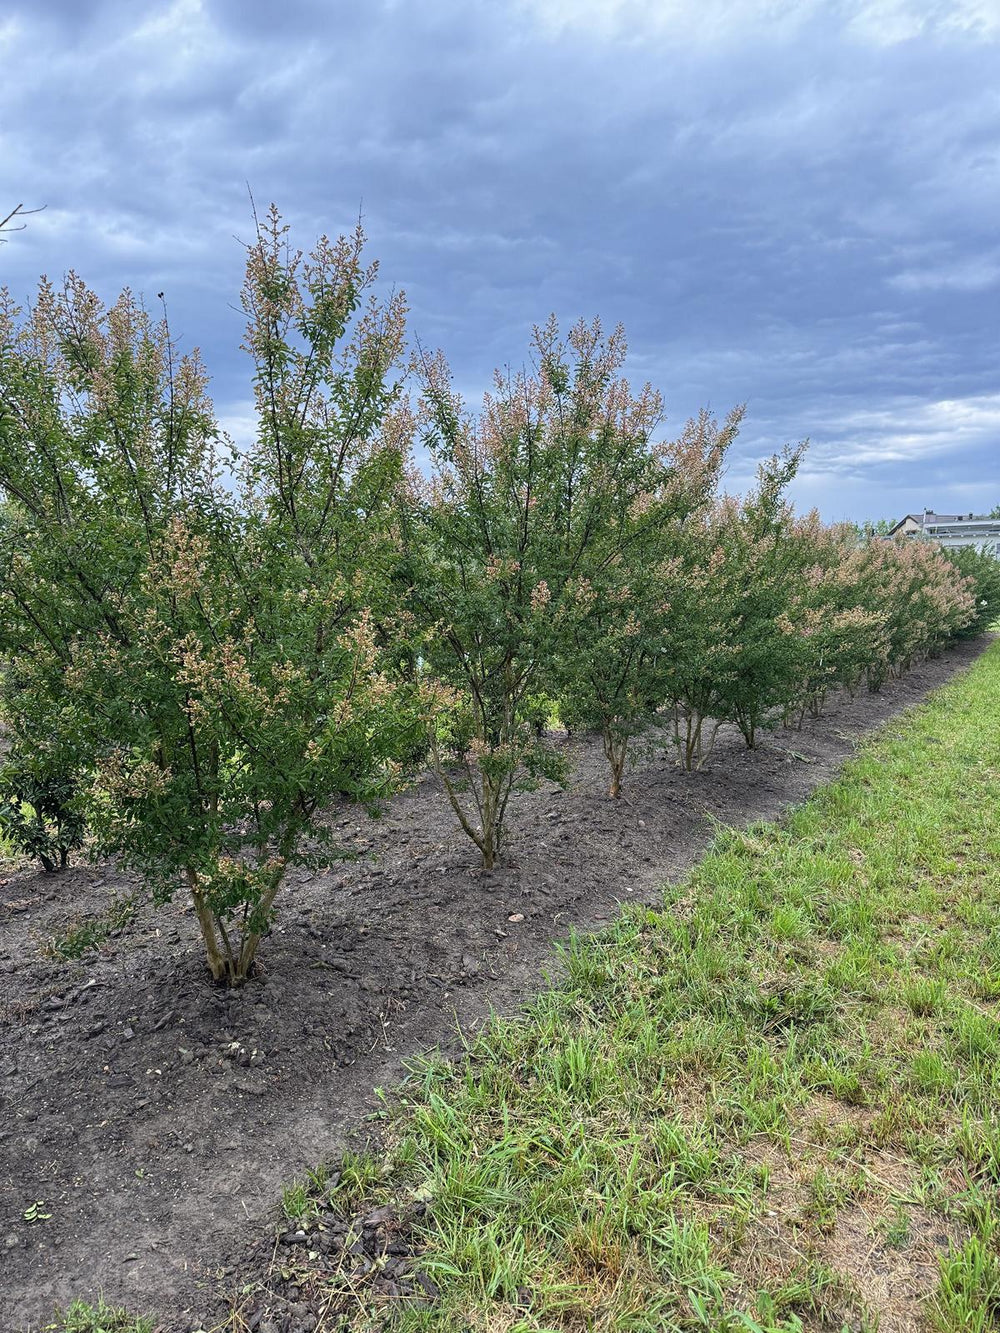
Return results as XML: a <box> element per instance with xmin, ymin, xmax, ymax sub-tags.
<box><xmin>932</xmin><ymin>1233</ymin><xmax>1000</xmax><ymax>1332</ymax></box>
<box><xmin>45</xmin><ymin>1298</ymin><xmax>155</xmax><ymax>1333</ymax></box>
<box><xmin>280</xmin><ymin>1181</ymin><xmax>316</xmax><ymax>1222</ymax></box>
<box><xmin>882</xmin><ymin>1205</ymin><xmax>911</xmax><ymax>1248</ymax></box>
<box><xmin>903</xmin><ymin>976</ymin><xmax>947</xmax><ymax>1016</ymax></box>
<box><xmin>44</xmin><ymin>893</ymin><xmax>138</xmax><ymax>961</ymax></box>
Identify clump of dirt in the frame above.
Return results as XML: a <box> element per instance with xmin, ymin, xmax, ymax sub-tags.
<box><xmin>0</xmin><ymin>639</ymin><xmax>987</xmax><ymax>1332</ymax></box>
<box><xmin>234</xmin><ymin>1188</ymin><xmax>434</xmax><ymax>1333</ymax></box>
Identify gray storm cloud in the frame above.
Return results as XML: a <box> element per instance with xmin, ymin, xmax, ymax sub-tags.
<box><xmin>2</xmin><ymin>0</ymin><xmax>997</xmax><ymax>519</ymax></box>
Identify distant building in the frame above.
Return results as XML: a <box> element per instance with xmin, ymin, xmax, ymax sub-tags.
<box><xmin>888</xmin><ymin>510</ymin><xmax>1000</xmax><ymax>556</ymax></box>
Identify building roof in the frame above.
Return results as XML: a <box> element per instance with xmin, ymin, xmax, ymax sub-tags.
<box><xmin>888</xmin><ymin>510</ymin><xmax>992</xmax><ymax>536</ymax></box>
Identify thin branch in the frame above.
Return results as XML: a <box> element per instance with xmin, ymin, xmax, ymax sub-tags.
<box><xmin>0</xmin><ymin>203</ymin><xmax>45</xmax><ymax>240</ymax></box>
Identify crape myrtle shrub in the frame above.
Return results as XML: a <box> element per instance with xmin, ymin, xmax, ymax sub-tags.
<box><xmin>553</xmin><ymin>404</ymin><xmax>744</xmax><ymax>798</ymax></box>
<box><xmin>663</xmin><ymin>446</ymin><xmax>813</xmax><ymax>761</ymax></box>
<box><xmin>0</xmin><ymin>210</ymin><xmax>981</xmax><ymax>976</ymax></box>
<box><xmin>404</xmin><ymin>318</ymin><xmax>739</xmax><ymax>859</ymax></box>
<box><xmin>945</xmin><ymin>544</ymin><xmax>1000</xmax><ymax>636</ymax></box>
<box><xmin>0</xmin><ymin>209</ymin><xmax>429</xmax><ymax>982</ymax></box>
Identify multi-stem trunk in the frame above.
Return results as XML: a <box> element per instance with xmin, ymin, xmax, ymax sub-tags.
<box><xmin>186</xmin><ymin>866</ymin><xmax>226</xmax><ymax>982</ymax></box>
<box><xmin>674</xmin><ymin>702</ymin><xmax>721</xmax><ymax>771</ymax></box>
<box><xmin>427</xmin><ymin>656</ymin><xmax>523</xmax><ymax>868</ymax></box>
<box><xmin>602</xmin><ymin>723</ymin><xmax>628</xmax><ymax>799</ymax></box>
<box><xmin>186</xmin><ymin>858</ymin><xmax>288</xmax><ymax>985</ymax></box>
<box><xmin>428</xmin><ymin>729</ymin><xmax>509</xmax><ymax>870</ymax></box>
<box><xmin>736</xmin><ymin>708</ymin><xmax>757</xmax><ymax>749</ymax></box>
<box><xmin>480</xmin><ymin>772</ymin><xmax>500</xmax><ymax>869</ymax></box>
<box><xmin>675</xmin><ymin>707</ymin><xmax>704</xmax><ymax>771</ymax></box>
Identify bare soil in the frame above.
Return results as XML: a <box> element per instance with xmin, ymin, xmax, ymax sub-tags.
<box><xmin>0</xmin><ymin>639</ymin><xmax>987</xmax><ymax>1332</ymax></box>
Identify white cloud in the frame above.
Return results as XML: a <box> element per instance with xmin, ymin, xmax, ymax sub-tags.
<box><xmin>216</xmin><ymin>406</ymin><xmax>257</xmax><ymax>451</ymax></box>
<box><xmin>935</xmin><ymin>0</ymin><xmax>1000</xmax><ymax>37</ymax></box>
<box><xmin>808</xmin><ymin>393</ymin><xmax>1000</xmax><ymax>467</ymax></box>
<box><xmin>525</xmin><ymin>0</ymin><xmax>816</xmax><ymax>42</ymax></box>
<box><xmin>517</xmin><ymin>0</ymin><xmax>1000</xmax><ymax>43</ymax></box>
<box><xmin>843</xmin><ymin>0</ymin><xmax>930</xmax><ymax>44</ymax></box>
<box><xmin>516</xmin><ymin>0</ymin><xmax>816</xmax><ymax>41</ymax></box>
<box><xmin>888</xmin><ymin>254</ymin><xmax>1000</xmax><ymax>292</ymax></box>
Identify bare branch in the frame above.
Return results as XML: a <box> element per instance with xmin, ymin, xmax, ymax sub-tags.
<box><xmin>0</xmin><ymin>203</ymin><xmax>46</xmax><ymax>241</ymax></box>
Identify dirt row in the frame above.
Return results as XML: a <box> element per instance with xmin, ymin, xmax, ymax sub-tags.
<box><xmin>0</xmin><ymin>637</ymin><xmax>988</xmax><ymax>1332</ymax></box>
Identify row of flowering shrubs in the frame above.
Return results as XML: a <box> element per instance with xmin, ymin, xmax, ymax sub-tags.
<box><xmin>0</xmin><ymin>211</ymin><xmax>985</xmax><ymax>983</ymax></box>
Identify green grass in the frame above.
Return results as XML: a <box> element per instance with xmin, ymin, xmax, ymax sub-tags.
<box><xmin>43</xmin><ymin>892</ymin><xmax>137</xmax><ymax>961</ymax></box>
<box><xmin>264</xmin><ymin>642</ymin><xmax>1000</xmax><ymax>1331</ymax></box>
<box><xmin>43</xmin><ymin>1299</ymin><xmax>155</xmax><ymax>1333</ymax></box>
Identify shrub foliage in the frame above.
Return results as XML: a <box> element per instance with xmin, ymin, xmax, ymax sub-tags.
<box><xmin>0</xmin><ymin>210</ymin><xmax>985</xmax><ymax>978</ymax></box>
<box><xmin>0</xmin><ymin>210</ymin><xmax>424</xmax><ymax>981</ymax></box>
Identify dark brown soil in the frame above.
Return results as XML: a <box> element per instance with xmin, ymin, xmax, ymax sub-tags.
<box><xmin>0</xmin><ymin>638</ymin><xmax>988</xmax><ymax>1332</ymax></box>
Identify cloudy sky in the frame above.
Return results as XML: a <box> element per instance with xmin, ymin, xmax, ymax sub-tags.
<box><xmin>2</xmin><ymin>0</ymin><xmax>998</xmax><ymax>521</ymax></box>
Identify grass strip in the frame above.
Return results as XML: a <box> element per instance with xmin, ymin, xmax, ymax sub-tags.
<box><xmin>283</xmin><ymin>643</ymin><xmax>1000</xmax><ymax>1331</ymax></box>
